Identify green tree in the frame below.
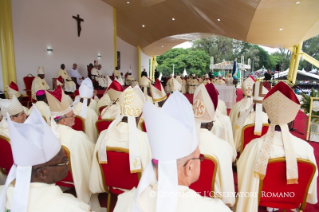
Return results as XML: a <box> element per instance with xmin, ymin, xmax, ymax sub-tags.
<box><xmin>299</xmin><ymin>35</ymin><xmax>319</xmax><ymax>71</ymax></box>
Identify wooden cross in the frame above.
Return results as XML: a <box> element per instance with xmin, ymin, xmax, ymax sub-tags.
<box><xmin>72</xmin><ymin>14</ymin><xmax>84</xmax><ymax>37</ymax></box>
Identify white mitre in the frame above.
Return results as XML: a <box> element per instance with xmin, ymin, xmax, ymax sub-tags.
<box><xmin>0</xmin><ymin>107</ymin><xmax>61</xmax><ymax>212</ymax></box>
<box><xmin>0</xmin><ymin>95</ymin><xmax>24</xmax><ymax>117</ymax></box>
<box><xmin>72</xmin><ymin>78</ymin><xmax>94</xmax><ymax>118</ymax></box>
<box><xmin>242</xmin><ymin>76</ymin><xmax>255</xmax><ymax>96</ymax></box>
<box><xmin>37</xmin><ymin>66</ymin><xmax>45</xmax><ymax>74</ymax></box>
<box><xmin>106</xmin><ymin>75</ymin><xmax>112</xmax><ymax>87</ymax></box>
<box><xmin>98</xmin><ymin>86</ymin><xmax>145</xmax><ymax>173</ymax></box>
<box><xmin>193</xmin><ymin>84</ymin><xmax>215</xmax><ymax>123</ymax></box>
<box><xmin>131</xmin><ymin>91</ymin><xmax>198</xmax><ymax>212</ymax></box>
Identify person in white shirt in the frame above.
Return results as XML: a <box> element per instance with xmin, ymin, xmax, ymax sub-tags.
<box><xmin>68</xmin><ymin>63</ymin><xmax>84</xmax><ymax>86</ymax></box>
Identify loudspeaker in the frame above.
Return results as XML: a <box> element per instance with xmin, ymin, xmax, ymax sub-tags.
<box><xmin>275</xmin><ymin>64</ymin><xmax>280</xmax><ymax>71</ymax></box>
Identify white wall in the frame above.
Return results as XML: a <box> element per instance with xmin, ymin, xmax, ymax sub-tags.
<box><xmin>117</xmin><ymin>37</ymin><xmax>138</xmax><ymax>80</ymax></box>
<box><xmin>11</xmin><ymin>0</ymin><xmax>114</xmax><ymax>91</ymax></box>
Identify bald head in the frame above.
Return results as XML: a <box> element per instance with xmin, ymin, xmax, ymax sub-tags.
<box><xmin>73</xmin><ymin>63</ymin><xmax>77</xmax><ymax>69</ymax></box>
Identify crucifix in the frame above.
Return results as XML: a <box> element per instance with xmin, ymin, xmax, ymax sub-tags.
<box><xmin>72</xmin><ymin>14</ymin><xmax>84</xmax><ymax>37</ymax></box>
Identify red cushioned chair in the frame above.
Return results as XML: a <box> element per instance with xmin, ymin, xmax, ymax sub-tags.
<box><xmin>258</xmin><ymin>157</ymin><xmax>316</xmax><ymax>211</ymax></box>
<box><xmin>56</xmin><ymin>146</ymin><xmax>75</xmax><ymax>188</ymax></box>
<box><xmin>74</xmin><ymin>89</ymin><xmax>79</xmax><ymax>97</ymax></box>
<box><xmin>99</xmin><ymin>147</ymin><xmax>141</xmax><ymax>212</ymax></box>
<box><xmin>189</xmin><ymin>154</ymin><xmax>218</xmax><ymax>197</ymax></box>
<box><xmin>72</xmin><ymin>115</ymin><xmax>86</xmax><ymax>133</ymax></box>
<box><xmin>99</xmin><ymin>105</ymin><xmax>107</xmax><ymax>114</ymax></box>
<box><xmin>23</xmin><ymin>74</ymin><xmax>36</xmax><ymax>106</ymax></box>
<box><xmin>95</xmin><ymin>119</ymin><xmax>114</xmax><ymax>134</ymax></box>
<box><xmin>240</xmin><ymin>123</ymin><xmax>269</xmax><ymax>154</ymax></box>
<box><xmin>0</xmin><ymin>135</ymin><xmax>13</xmax><ymax>176</ymax></box>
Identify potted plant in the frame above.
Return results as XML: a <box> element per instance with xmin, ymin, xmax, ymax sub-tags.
<box><xmin>301</xmin><ymin>88</ymin><xmax>319</xmax><ymax>142</ymax></box>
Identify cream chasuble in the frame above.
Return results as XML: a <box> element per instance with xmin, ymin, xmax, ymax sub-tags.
<box><xmin>28</xmin><ymin>101</ymin><xmax>51</xmax><ymax>125</ymax></box>
<box><xmin>57</xmin><ymin>124</ymin><xmax>95</xmax><ymax>204</ymax></box>
<box><xmin>233</xmin><ymin>111</ymin><xmax>269</xmax><ymax>152</ymax></box>
<box><xmin>97</xmin><ymin>94</ymin><xmax>111</xmax><ymax>114</ymax></box>
<box><xmin>31</xmin><ymin>76</ymin><xmax>50</xmax><ymax>100</ymax></box>
<box><xmin>199</xmin><ymin>129</ymin><xmax>235</xmax><ymax>207</ymax></box>
<box><xmin>73</xmin><ymin>102</ymin><xmax>98</xmax><ymax>143</ymax></box>
<box><xmin>74</xmin><ymin>96</ymin><xmax>98</xmax><ymax>114</ymax></box>
<box><xmin>57</xmin><ymin>69</ymin><xmax>76</xmax><ymax>92</ymax></box>
<box><xmin>229</xmin><ymin>96</ymin><xmax>253</xmax><ymax>132</ymax></box>
<box><xmin>65</xmin><ymin>94</ymin><xmax>74</xmax><ymax>106</ymax></box>
<box><xmin>0</xmin><ymin>119</ymin><xmax>9</xmax><ymax>139</ymax></box>
<box><xmin>217</xmin><ymin>99</ymin><xmax>227</xmax><ymax>116</ymax></box>
<box><xmin>114</xmin><ymin>182</ymin><xmax>232</xmax><ymax>212</ymax></box>
<box><xmin>89</xmin><ymin>122</ymin><xmax>151</xmax><ymax>194</ymax></box>
<box><xmin>181</xmin><ymin>80</ymin><xmax>187</xmax><ymax>94</ymax></box>
<box><xmin>0</xmin><ymin>183</ymin><xmax>91</xmax><ymax>212</ymax></box>
<box><xmin>91</xmin><ymin>68</ymin><xmax>107</xmax><ymax>87</ymax></box>
<box><xmin>211</xmin><ymin>112</ymin><xmax>237</xmax><ymax>162</ymax></box>
<box><xmin>236</xmin><ymin>132</ymin><xmax>318</xmax><ymax>212</ymax></box>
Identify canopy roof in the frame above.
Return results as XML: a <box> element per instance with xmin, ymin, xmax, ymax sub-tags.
<box><xmin>103</xmin><ymin>0</ymin><xmax>319</xmax><ymax>56</ymax></box>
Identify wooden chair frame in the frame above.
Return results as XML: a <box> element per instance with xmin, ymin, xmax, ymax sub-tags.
<box><xmin>240</xmin><ymin>123</ymin><xmax>270</xmax><ymax>154</ymax></box>
<box><xmin>98</xmin><ymin>147</ymin><xmax>141</xmax><ymax>212</ymax></box>
<box><xmin>0</xmin><ymin>135</ymin><xmax>11</xmax><ymax>176</ymax></box>
<box><xmin>258</xmin><ymin>157</ymin><xmax>317</xmax><ymax>211</ymax></box>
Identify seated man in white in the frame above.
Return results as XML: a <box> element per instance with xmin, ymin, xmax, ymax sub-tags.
<box><xmin>0</xmin><ymin>107</ymin><xmax>91</xmax><ymax>212</ymax></box>
<box><xmin>0</xmin><ymin>95</ymin><xmax>27</xmax><ymax>139</ymax></box>
<box><xmin>6</xmin><ymin>81</ymin><xmax>29</xmax><ymax>114</ymax></box>
<box><xmin>72</xmin><ymin>78</ymin><xmax>98</xmax><ymax>143</ymax></box>
<box><xmin>114</xmin><ymin>91</ymin><xmax>231</xmax><ymax>212</ymax></box>
<box><xmin>126</xmin><ymin>72</ymin><xmax>134</xmax><ymax>86</ymax></box>
<box><xmin>233</xmin><ymin>81</ymin><xmax>270</xmax><ymax>152</ymax></box>
<box><xmin>90</xmin><ymin>86</ymin><xmax>151</xmax><ymax>194</ymax></box>
<box><xmin>45</xmin><ymin>86</ymin><xmax>101</xmax><ymax>210</ymax></box>
<box><xmin>114</xmin><ymin>68</ymin><xmax>124</xmax><ymax>86</ymax></box>
<box><xmin>236</xmin><ymin>82</ymin><xmax>318</xmax><ymax>212</ymax></box>
<box><xmin>193</xmin><ymin>84</ymin><xmax>235</xmax><ymax>207</ymax></box>
<box><xmin>28</xmin><ymin>90</ymin><xmax>51</xmax><ymax>125</ymax></box>
<box><xmin>31</xmin><ymin>66</ymin><xmax>50</xmax><ymax>100</ymax></box>
<box><xmin>225</xmin><ymin>73</ymin><xmax>233</xmax><ymax>86</ymax></box>
<box><xmin>100</xmin><ymin>80</ymin><xmax>123</xmax><ymax>119</ymax></box>
<box><xmin>90</xmin><ymin>61</ymin><xmax>107</xmax><ymax>88</ymax></box>
<box><xmin>215</xmin><ymin>73</ymin><xmax>225</xmax><ymax>85</ymax></box>
<box><xmin>68</xmin><ymin>63</ymin><xmax>84</xmax><ymax>86</ymax></box>
<box><xmin>57</xmin><ymin>64</ymin><xmax>76</xmax><ymax>93</ymax></box>
<box><xmin>229</xmin><ymin>76</ymin><xmax>255</xmax><ymax>132</ymax></box>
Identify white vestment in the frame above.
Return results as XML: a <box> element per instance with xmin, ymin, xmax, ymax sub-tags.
<box><xmin>181</xmin><ymin>80</ymin><xmax>187</xmax><ymax>94</ymax></box>
<box><xmin>28</xmin><ymin>101</ymin><xmax>51</xmax><ymax>125</ymax></box>
<box><xmin>97</xmin><ymin>94</ymin><xmax>111</xmax><ymax>114</ymax></box>
<box><xmin>233</xmin><ymin>111</ymin><xmax>269</xmax><ymax>152</ymax></box>
<box><xmin>101</xmin><ymin>104</ymin><xmax>121</xmax><ymax>120</ymax></box>
<box><xmin>114</xmin><ymin>182</ymin><xmax>232</xmax><ymax>212</ymax></box>
<box><xmin>31</xmin><ymin>76</ymin><xmax>50</xmax><ymax>100</ymax></box>
<box><xmin>91</xmin><ymin>68</ymin><xmax>107</xmax><ymax>88</ymax></box>
<box><xmin>0</xmin><ymin>118</ymin><xmax>9</xmax><ymax>139</ymax></box>
<box><xmin>0</xmin><ymin>182</ymin><xmax>91</xmax><ymax>211</ymax></box>
<box><xmin>199</xmin><ymin>129</ymin><xmax>235</xmax><ymax>207</ymax></box>
<box><xmin>57</xmin><ymin>124</ymin><xmax>95</xmax><ymax>204</ymax></box>
<box><xmin>115</xmin><ymin>77</ymin><xmax>124</xmax><ymax>86</ymax></box>
<box><xmin>73</xmin><ymin>102</ymin><xmax>98</xmax><ymax>143</ymax></box>
<box><xmin>217</xmin><ymin>99</ymin><xmax>227</xmax><ymax>116</ymax></box>
<box><xmin>236</xmin><ymin>132</ymin><xmax>318</xmax><ymax>212</ymax></box>
<box><xmin>229</xmin><ymin>96</ymin><xmax>253</xmax><ymax>132</ymax></box>
<box><xmin>89</xmin><ymin>122</ymin><xmax>152</xmax><ymax>194</ymax></box>
<box><xmin>65</xmin><ymin>94</ymin><xmax>74</xmax><ymax>106</ymax></box>
<box><xmin>74</xmin><ymin>96</ymin><xmax>98</xmax><ymax>114</ymax></box>
<box><xmin>68</xmin><ymin>69</ymin><xmax>83</xmax><ymax>85</ymax></box>
<box><xmin>188</xmin><ymin>79</ymin><xmax>198</xmax><ymax>94</ymax></box>
<box><xmin>57</xmin><ymin>69</ymin><xmax>76</xmax><ymax>92</ymax></box>
<box><xmin>211</xmin><ymin>111</ymin><xmax>237</xmax><ymax>162</ymax></box>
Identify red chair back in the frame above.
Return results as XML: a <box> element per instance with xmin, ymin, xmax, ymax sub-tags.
<box><xmin>189</xmin><ymin>154</ymin><xmax>218</xmax><ymax>197</ymax></box>
<box><xmin>258</xmin><ymin>158</ymin><xmax>316</xmax><ymax>210</ymax></box>
<box><xmin>23</xmin><ymin>74</ymin><xmax>35</xmax><ymax>102</ymax></box>
<box><xmin>99</xmin><ymin>147</ymin><xmax>140</xmax><ymax>192</ymax></box>
<box><xmin>96</xmin><ymin>119</ymin><xmax>113</xmax><ymax>134</ymax></box>
<box><xmin>99</xmin><ymin>105</ymin><xmax>107</xmax><ymax>114</ymax></box>
<box><xmin>74</xmin><ymin>89</ymin><xmax>79</xmax><ymax>97</ymax></box>
<box><xmin>241</xmin><ymin>124</ymin><xmax>269</xmax><ymax>153</ymax></box>
<box><xmin>0</xmin><ymin>135</ymin><xmax>13</xmax><ymax>175</ymax></box>
<box><xmin>55</xmin><ymin>146</ymin><xmax>74</xmax><ymax>188</ymax></box>
<box><xmin>72</xmin><ymin>115</ymin><xmax>86</xmax><ymax>133</ymax></box>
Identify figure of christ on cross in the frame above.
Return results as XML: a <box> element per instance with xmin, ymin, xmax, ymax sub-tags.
<box><xmin>72</xmin><ymin>14</ymin><xmax>84</xmax><ymax>37</ymax></box>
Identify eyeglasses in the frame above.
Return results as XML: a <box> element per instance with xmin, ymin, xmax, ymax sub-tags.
<box><xmin>34</xmin><ymin>160</ymin><xmax>69</xmax><ymax>171</ymax></box>
<box><xmin>183</xmin><ymin>154</ymin><xmax>205</xmax><ymax>167</ymax></box>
